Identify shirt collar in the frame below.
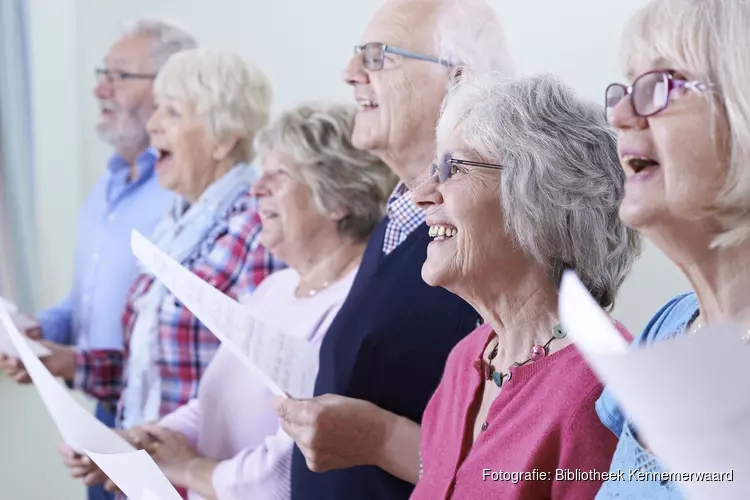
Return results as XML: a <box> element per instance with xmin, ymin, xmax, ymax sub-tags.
<box><xmin>386</xmin><ymin>181</ymin><xmax>424</xmax><ymax>227</ymax></box>
<box><xmin>107</xmin><ymin>148</ymin><xmax>157</xmax><ymax>179</ymax></box>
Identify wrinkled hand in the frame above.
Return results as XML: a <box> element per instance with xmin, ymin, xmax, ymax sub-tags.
<box><xmin>274</xmin><ymin>394</ymin><xmax>389</xmax><ymax>473</ymax></box>
<box><xmin>139</xmin><ymin>423</ymin><xmax>199</xmax><ymax>487</ymax></box>
<box><xmin>58</xmin><ymin>442</ymin><xmax>107</xmax><ymax>487</ymax></box>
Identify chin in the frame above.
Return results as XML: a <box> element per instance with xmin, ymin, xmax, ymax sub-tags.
<box><xmin>618</xmin><ymin>202</ymin><xmax>660</xmax><ymax>231</ymax></box>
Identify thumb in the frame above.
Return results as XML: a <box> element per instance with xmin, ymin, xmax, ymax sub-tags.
<box><xmin>273</xmin><ymin>395</ymin><xmax>306</xmax><ymax>422</ymax></box>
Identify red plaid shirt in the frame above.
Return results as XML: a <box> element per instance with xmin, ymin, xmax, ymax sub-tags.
<box><xmin>73</xmin><ymin>190</ymin><xmax>283</xmax><ymax>420</ymax></box>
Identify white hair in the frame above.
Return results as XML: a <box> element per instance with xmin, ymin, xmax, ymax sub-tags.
<box><xmin>434</xmin><ymin>0</ymin><xmax>515</xmax><ymax>76</ymax></box>
<box><xmin>255</xmin><ymin>103</ymin><xmax>398</xmax><ymax>241</ymax></box>
<box><xmin>438</xmin><ymin>73</ymin><xmax>642</xmax><ymax>309</ymax></box>
<box><xmin>122</xmin><ymin>18</ymin><xmax>198</xmax><ymax>70</ymax></box>
<box><xmin>153</xmin><ymin>48</ymin><xmax>273</xmax><ymax>164</ymax></box>
<box><xmin>621</xmin><ymin>0</ymin><xmax>750</xmax><ymax>247</ymax></box>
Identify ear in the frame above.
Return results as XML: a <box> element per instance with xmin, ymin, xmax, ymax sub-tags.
<box><xmin>329</xmin><ymin>206</ymin><xmax>348</xmax><ymax>222</ymax></box>
<box><xmin>212</xmin><ymin>135</ymin><xmax>240</xmax><ymax>162</ymax></box>
<box><xmin>449</xmin><ymin>65</ymin><xmax>468</xmax><ymax>87</ymax></box>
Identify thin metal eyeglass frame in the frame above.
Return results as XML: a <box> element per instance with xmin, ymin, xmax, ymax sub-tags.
<box><xmin>604</xmin><ymin>70</ymin><xmax>710</xmax><ymax>120</ymax></box>
<box><xmin>431</xmin><ymin>157</ymin><xmax>505</xmax><ymax>183</ymax></box>
<box><xmin>354</xmin><ymin>43</ymin><xmax>453</xmax><ymax>71</ymax></box>
<box><xmin>95</xmin><ymin>68</ymin><xmax>157</xmax><ymax>83</ymax></box>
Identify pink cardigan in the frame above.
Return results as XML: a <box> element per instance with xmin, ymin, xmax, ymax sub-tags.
<box><xmin>411</xmin><ymin>323</ymin><xmax>618</xmax><ymax>500</ymax></box>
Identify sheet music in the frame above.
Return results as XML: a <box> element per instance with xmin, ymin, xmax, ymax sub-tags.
<box><xmin>0</xmin><ymin>307</ymin><xmax>181</xmax><ymax>499</ymax></box>
<box><xmin>0</xmin><ymin>297</ymin><xmax>51</xmax><ymax>358</ymax></box>
<box><xmin>559</xmin><ymin>271</ymin><xmax>750</xmax><ymax>500</ymax></box>
<box><xmin>86</xmin><ymin>451</ymin><xmax>182</xmax><ymax>500</ymax></box>
<box><xmin>130</xmin><ymin>230</ymin><xmax>319</xmax><ymax>398</ymax></box>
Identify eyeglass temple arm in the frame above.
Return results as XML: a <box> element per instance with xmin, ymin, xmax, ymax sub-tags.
<box><xmin>385</xmin><ymin>46</ymin><xmax>453</xmax><ymax>67</ymax></box>
<box><xmin>451</xmin><ymin>159</ymin><xmax>504</xmax><ymax>170</ymax></box>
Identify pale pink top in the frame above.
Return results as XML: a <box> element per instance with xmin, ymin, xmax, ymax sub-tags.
<box><xmin>160</xmin><ymin>267</ymin><xmax>357</xmax><ymax>500</ymax></box>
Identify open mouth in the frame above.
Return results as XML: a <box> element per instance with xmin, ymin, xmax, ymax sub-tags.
<box><xmin>155</xmin><ymin>148</ymin><xmax>173</xmax><ymax>168</ymax></box>
<box><xmin>624</xmin><ymin>156</ymin><xmax>660</xmax><ymax>177</ymax></box>
<box><xmin>428</xmin><ymin>224</ymin><xmax>458</xmax><ymax>241</ymax></box>
<box><xmin>356</xmin><ymin>99</ymin><xmax>379</xmax><ymax>112</ymax></box>
<box><xmin>259</xmin><ymin>209</ymin><xmax>279</xmax><ymax>220</ymax></box>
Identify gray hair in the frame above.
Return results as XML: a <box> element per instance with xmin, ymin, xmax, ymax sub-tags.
<box><xmin>122</xmin><ymin>19</ymin><xmax>198</xmax><ymax>70</ymax></box>
<box><xmin>434</xmin><ymin>0</ymin><xmax>515</xmax><ymax>76</ymax></box>
<box><xmin>255</xmin><ymin>103</ymin><xmax>398</xmax><ymax>242</ymax></box>
<box><xmin>154</xmin><ymin>48</ymin><xmax>273</xmax><ymax>164</ymax></box>
<box><xmin>438</xmin><ymin>73</ymin><xmax>642</xmax><ymax>309</ymax></box>
<box><xmin>621</xmin><ymin>0</ymin><xmax>750</xmax><ymax>247</ymax></box>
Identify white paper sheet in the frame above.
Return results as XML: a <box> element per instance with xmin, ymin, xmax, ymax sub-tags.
<box><xmin>86</xmin><ymin>450</ymin><xmax>181</xmax><ymax>500</ymax></box>
<box><xmin>130</xmin><ymin>229</ymin><xmax>319</xmax><ymax>398</ymax></box>
<box><xmin>559</xmin><ymin>271</ymin><xmax>750</xmax><ymax>500</ymax></box>
<box><xmin>0</xmin><ymin>296</ymin><xmax>51</xmax><ymax>357</ymax></box>
<box><xmin>0</xmin><ymin>307</ymin><xmax>181</xmax><ymax>500</ymax></box>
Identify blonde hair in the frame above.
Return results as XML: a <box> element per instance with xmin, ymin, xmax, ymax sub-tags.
<box><xmin>621</xmin><ymin>0</ymin><xmax>750</xmax><ymax>247</ymax></box>
<box><xmin>153</xmin><ymin>48</ymin><xmax>273</xmax><ymax>164</ymax></box>
<box><xmin>255</xmin><ymin>103</ymin><xmax>398</xmax><ymax>242</ymax></box>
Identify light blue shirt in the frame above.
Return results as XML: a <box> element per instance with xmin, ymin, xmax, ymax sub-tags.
<box><xmin>595</xmin><ymin>292</ymin><xmax>699</xmax><ymax>500</ymax></box>
<box><xmin>38</xmin><ymin>149</ymin><xmax>173</xmax><ymax>350</ymax></box>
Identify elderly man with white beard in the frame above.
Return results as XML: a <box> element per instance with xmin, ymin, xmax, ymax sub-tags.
<box><xmin>0</xmin><ymin>19</ymin><xmax>195</xmax><ymax>500</ymax></box>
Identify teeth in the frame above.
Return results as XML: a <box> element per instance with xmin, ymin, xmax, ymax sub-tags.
<box><xmin>429</xmin><ymin>225</ymin><xmax>458</xmax><ymax>239</ymax></box>
<box><xmin>357</xmin><ymin>99</ymin><xmax>378</xmax><ymax>110</ymax></box>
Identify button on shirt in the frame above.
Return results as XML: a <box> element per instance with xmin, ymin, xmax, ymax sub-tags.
<box><xmin>37</xmin><ymin>150</ymin><xmax>173</xmax><ymax>350</ymax></box>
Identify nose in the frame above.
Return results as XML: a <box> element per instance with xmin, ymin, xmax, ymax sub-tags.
<box><xmin>94</xmin><ymin>75</ymin><xmax>113</xmax><ymax>100</ymax></box>
<box><xmin>250</xmin><ymin>171</ymin><xmax>271</xmax><ymax>198</ymax></box>
<box><xmin>146</xmin><ymin>108</ymin><xmax>162</xmax><ymax>139</ymax></box>
<box><xmin>608</xmin><ymin>94</ymin><xmax>648</xmax><ymax>131</ymax></box>
<box><xmin>413</xmin><ymin>169</ymin><xmax>443</xmax><ymax>210</ymax></box>
<box><xmin>342</xmin><ymin>52</ymin><xmax>369</xmax><ymax>87</ymax></box>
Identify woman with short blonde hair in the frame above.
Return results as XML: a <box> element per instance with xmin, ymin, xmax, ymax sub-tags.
<box><xmin>598</xmin><ymin>0</ymin><xmax>750</xmax><ymax>498</ymax></box>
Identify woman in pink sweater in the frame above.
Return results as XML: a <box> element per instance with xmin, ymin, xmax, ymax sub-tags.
<box><xmin>277</xmin><ymin>74</ymin><xmax>641</xmax><ymax>500</ymax></box>
<box><xmin>122</xmin><ymin>102</ymin><xmax>396</xmax><ymax>499</ymax></box>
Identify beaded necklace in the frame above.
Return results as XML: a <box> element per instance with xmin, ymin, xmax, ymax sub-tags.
<box><xmin>480</xmin><ymin>324</ymin><xmax>567</xmax><ymax>388</ymax></box>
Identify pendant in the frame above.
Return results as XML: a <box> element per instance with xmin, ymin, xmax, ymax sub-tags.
<box><xmin>492</xmin><ymin>370</ymin><xmax>503</xmax><ymax>388</ymax></box>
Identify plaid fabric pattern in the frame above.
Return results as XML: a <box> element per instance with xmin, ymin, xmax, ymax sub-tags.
<box><xmin>73</xmin><ymin>191</ymin><xmax>283</xmax><ymax>421</ymax></box>
<box><xmin>382</xmin><ymin>182</ymin><xmax>426</xmax><ymax>255</ymax></box>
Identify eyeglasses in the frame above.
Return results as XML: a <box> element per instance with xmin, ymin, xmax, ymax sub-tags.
<box><xmin>95</xmin><ymin>68</ymin><xmax>157</xmax><ymax>84</ymax></box>
<box><xmin>353</xmin><ymin>42</ymin><xmax>453</xmax><ymax>72</ymax></box>
<box><xmin>430</xmin><ymin>154</ymin><xmax>504</xmax><ymax>183</ymax></box>
<box><xmin>605</xmin><ymin>69</ymin><xmax>711</xmax><ymax>121</ymax></box>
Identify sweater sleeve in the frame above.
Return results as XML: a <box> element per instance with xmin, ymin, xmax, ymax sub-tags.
<box><xmin>211</xmin><ymin>425</ymin><xmax>293</xmax><ymax>500</ymax></box>
<box><xmin>553</xmin><ymin>386</ymin><xmax>619</xmax><ymax>499</ymax></box>
<box><xmin>160</xmin><ymin>399</ymin><xmax>202</xmax><ymax>447</ymax></box>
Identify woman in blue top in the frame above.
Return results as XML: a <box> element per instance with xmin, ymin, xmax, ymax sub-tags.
<box><xmin>598</xmin><ymin>0</ymin><xmax>750</xmax><ymax>498</ymax></box>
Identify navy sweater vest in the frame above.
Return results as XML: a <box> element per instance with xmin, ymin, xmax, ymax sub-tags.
<box><xmin>291</xmin><ymin>217</ymin><xmax>479</xmax><ymax>500</ymax></box>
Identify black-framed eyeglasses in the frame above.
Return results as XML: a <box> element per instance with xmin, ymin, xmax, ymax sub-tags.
<box><xmin>95</xmin><ymin>68</ymin><xmax>157</xmax><ymax>84</ymax></box>
<box><xmin>353</xmin><ymin>42</ymin><xmax>453</xmax><ymax>72</ymax></box>
<box><xmin>430</xmin><ymin>154</ymin><xmax>504</xmax><ymax>183</ymax></box>
<box><xmin>604</xmin><ymin>69</ymin><xmax>711</xmax><ymax>121</ymax></box>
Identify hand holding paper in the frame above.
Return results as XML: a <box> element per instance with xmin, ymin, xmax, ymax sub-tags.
<box><xmin>0</xmin><ymin>296</ymin><xmax>50</xmax><ymax>357</ymax></box>
<box><xmin>559</xmin><ymin>271</ymin><xmax>750</xmax><ymax>500</ymax></box>
<box><xmin>130</xmin><ymin>229</ymin><xmax>319</xmax><ymax>398</ymax></box>
<box><xmin>0</xmin><ymin>307</ymin><xmax>182</xmax><ymax>500</ymax></box>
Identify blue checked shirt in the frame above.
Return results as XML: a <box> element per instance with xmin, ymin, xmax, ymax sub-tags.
<box><xmin>382</xmin><ymin>182</ymin><xmax>426</xmax><ymax>254</ymax></box>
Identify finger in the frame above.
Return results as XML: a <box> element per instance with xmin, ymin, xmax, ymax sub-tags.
<box><xmin>273</xmin><ymin>396</ymin><xmax>309</xmax><ymax>424</ymax></box>
<box><xmin>83</xmin><ymin>470</ymin><xmax>104</xmax><ymax>486</ymax></box>
<box><xmin>62</xmin><ymin>455</ymin><xmax>89</xmax><ymax>469</ymax></box>
<box><xmin>70</xmin><ymin>465</ymin><xmax>94</xmax><ymax>478</ymax></box>
<box><xmin>139</xmin><ymin>423</ymin><xmax>173</xmax><ymax>442</ymax></box>
<box><xmin>12</xmin><ymin>369</ymin><xmax>31</xmax><ymax>384</ymax></box>
<box><xmin>104</xmin><ymin>479</ymin><xmax>119</xmax><ymax>493</ymax></box>
<box><xmin>127</xmin><ymin>427</ymin><xmax>158</xmax><ymax>448</ymax></box>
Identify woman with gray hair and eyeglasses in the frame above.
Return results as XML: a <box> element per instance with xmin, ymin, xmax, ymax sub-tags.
<box><xmin>123</xmin><ymin>102</ymin><xmax>396</xmax><ymax>500</ymax></box>
<box><xmin>597</xmin><ymin>0</ymin><xmax>750</xmax><ymax>498</ymax></box>
<box><xmin>277</xmin><ymin>73</ymin><xmax>641</xmax><ymax>500</ymax></box>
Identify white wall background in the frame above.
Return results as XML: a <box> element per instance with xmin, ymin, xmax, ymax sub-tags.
<box><xmin>3</xmin><ymin>0</ymin><xmax>690</xmax><ymax>498</ymax></box>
